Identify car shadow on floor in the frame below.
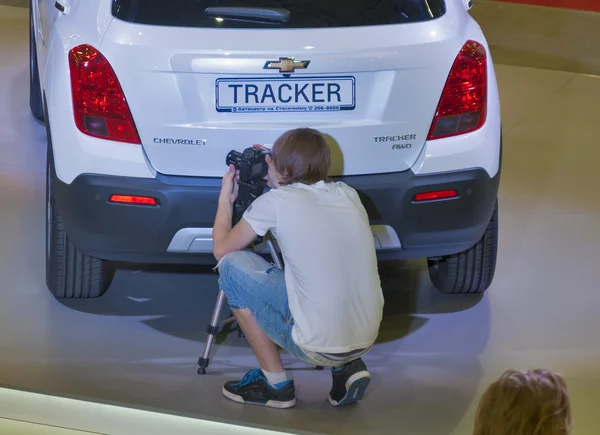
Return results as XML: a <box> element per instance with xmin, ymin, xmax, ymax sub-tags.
<box><xmin>59</xmin><ymin>258</ymin><xmax>485</xmax><ymax>348</ymax></box>
<box><xmin>52</xmin><ymin>258</ymin><xmax>489</xmax><ymax>434</ymax></box>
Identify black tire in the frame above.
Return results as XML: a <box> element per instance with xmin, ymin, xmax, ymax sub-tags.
<box><xmin>427</xmin><ymin>201</ymin><xmax>498</xmax><ymax>294</ymax></box>
<box><xmin>30</xmin><ymin>2</ymin><xmax>45</xmax><ymax>122</ymax></box>
<box><xmin>46</xmin><ymin>149</ymin><xmax>113</xmax><ymax>298</ymax></box>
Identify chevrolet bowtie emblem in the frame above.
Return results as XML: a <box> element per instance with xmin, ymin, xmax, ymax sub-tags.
<box><xmin>264</xmin><ymin>57</ymin><xmax>310</xmax><ymax>73</ymax></box>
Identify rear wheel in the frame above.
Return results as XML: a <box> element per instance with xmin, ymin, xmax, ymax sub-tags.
<box><xmin>46</xmin><ymin>150</ymin><xmax>113</xmax><ymax>298</ymax></box>
<box><xmin>427</xmin><ymin>201</ymin><xmax>498</xmax><ymax>294</ymax></box>
<box><xmin>29</xmin><ymin>1</ymin><xmax>44</xmax><ymax>122</ymax></box>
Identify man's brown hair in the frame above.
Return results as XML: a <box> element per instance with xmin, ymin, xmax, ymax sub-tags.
<box><xmin>271</xmin><ymin>128</ymin><xmax>331</xmax><ymax>185</ymax></box>
<box><xmin>473</xmin><ymin>369</ymin><xmax>573</xmax><ymax>435</ymax></box>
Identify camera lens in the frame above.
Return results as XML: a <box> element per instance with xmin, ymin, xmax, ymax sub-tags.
<box><xmin>226</xmin><ymin>150</ymin><xmax>242</xmax><ymax>167</ymax></box>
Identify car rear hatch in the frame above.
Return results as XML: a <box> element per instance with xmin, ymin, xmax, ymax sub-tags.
<box><xmin>100</xmin><ymin>0</ymin><xmax>460</xmax><ymax>177</ymax></box>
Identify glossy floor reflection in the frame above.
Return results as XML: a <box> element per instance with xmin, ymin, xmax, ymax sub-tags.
<box><xmin>1</xmin><ymin>4</ymin><xmax>600</xmax><ymax>435</ymax></box>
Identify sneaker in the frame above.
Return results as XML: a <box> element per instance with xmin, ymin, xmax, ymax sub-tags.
<box><xmin>222</xmin><ymin>368</ymin><xmax>297</xmax><ymax>409</ymax></box>
<box><xmin>328</xmin><ymin>358</ymin><xmax>371</xmax><ymax>406</ymax></box>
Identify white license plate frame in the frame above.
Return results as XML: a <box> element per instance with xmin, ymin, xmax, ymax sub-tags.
<box><xmin>215</xmin><ymin>76</ymin><xmax>356</xmax><ymax>113</ymax></box>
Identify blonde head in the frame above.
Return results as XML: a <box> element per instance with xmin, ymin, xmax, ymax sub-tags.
<box><xmin>473</xmin><ymin>369</ymin><xmax>573</xmax><ymax>435</ymax></box>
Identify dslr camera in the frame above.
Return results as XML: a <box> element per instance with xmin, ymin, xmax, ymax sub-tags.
<box><xmin>225</xmin><ymin>147</ymin><xmax>270</xmax><ymax>185</ymax></box>
<box><xmin>225</xmin><ymin>147</ymin><xmax>270</xmax><ymax>219</ymax></box>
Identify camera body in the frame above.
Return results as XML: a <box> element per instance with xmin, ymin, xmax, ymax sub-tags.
<box><xmin>226</xmin><ymin>147</ymin><xmax>269</xmax><ymax>184</ymax></box>
<box><xmin>225</xmin><ymin>147</ymin><xmax>270</xmax><ymax>224</ymax></box>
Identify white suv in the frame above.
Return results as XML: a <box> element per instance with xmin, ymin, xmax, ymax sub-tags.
<box><xmin>30</xmin><ymin>0</ymin><xmax>501</xmax><ymax>299</ymax></box>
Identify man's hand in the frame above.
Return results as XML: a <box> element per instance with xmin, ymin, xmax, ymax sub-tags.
<box><xmin>253</xmin><ymin>144</ymin><xmax>280</xmax><ymax>189</ymax></box>
<box><xmin>219</xmin><ymin>164</ymin><xmax>240</xmax><ymax>206</ymax></box>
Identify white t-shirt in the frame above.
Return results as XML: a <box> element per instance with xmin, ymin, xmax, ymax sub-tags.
<box><xmin>242</xmin><ymin>180</ymin><xmax>384</xmax><ymax>354</ymax></box>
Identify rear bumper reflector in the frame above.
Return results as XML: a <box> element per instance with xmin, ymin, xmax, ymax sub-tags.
<box><xmin>109</xmin><ymin>194</ymin><xmax>158</xmax><ymax>205</ymax></box>
<box><xmin>414</xmin><ymin>190</ymin><xmax>458</xmax><ymax>202</ymax></box>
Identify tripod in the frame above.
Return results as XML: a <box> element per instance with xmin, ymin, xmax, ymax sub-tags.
<box><xmin>197</xmin><ymin>232</ymin><xmax>282</xmax><ymax>375</ymax></box>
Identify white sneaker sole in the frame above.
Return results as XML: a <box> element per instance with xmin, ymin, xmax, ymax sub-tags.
<box><xmin>222</xmin><ymin>387</ymin><xmax>297</xmax><ymax>409</ymax></box>
<box><xmin>328</xmin><ymin>371</ymin><xmax>371</xmax><ymax>406</ymax></box>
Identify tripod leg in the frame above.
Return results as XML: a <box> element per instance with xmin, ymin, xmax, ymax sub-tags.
<box><xmin>266</xmin><ymin>234</ymin><xmax>283</xmax><ymax>269</ymax></box>
<box><xmin>198</xmin><ymin>289</ymin><xmax>227</xmax><ymax>375</ymax></box>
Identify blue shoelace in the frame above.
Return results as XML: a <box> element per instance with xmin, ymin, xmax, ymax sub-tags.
<box><xmin>234</xmin><ymin>368</ymin><xmax>265</xmax><ymax>387</ymax></box>
<box><xmin>233</xmin><ymin>369</ymin><xmax>291</xmax><ymax>389</ymax></box>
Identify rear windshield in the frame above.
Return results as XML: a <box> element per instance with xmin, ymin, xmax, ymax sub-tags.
<box><xmin>111</xmin><ymin>1</ymin><xmax>446</xmax><ymax>28</ymax></box>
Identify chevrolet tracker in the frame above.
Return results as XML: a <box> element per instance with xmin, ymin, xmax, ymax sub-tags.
<box><xmin>30</xmin><ymin>0</ymin><xmax>501</xmax><ymax>298</ymax></box>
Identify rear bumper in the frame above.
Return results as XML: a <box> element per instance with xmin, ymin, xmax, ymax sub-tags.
<box><xmin>52</xmin><ymin>160</ymin><xmax>500</xmax><ymax>264</ymax></box>
<box><xmin>348</xmin><ymin>167</ymin><xmax>499</xmax><ymax>260</ymax></box>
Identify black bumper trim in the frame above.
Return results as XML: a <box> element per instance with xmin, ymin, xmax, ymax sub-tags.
<box><xmin>52</xmin><ymin>168</ymin><xmax>500</xmax><ymax>264</ymax></box>
<box><xmin>338</xmin><ymin>166</ymin><xmax>500</xmax><ymax>259</ymax></box>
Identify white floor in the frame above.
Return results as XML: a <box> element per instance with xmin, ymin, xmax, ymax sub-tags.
<box><xmin>0</xmin><ymin>387</ymin><xmax>289</xmax><ymax>434</ymax></box>
<box><xmin>1</xmin><ymin>4</ymin><xmax>600</xmax><ymax>435</ymax></box>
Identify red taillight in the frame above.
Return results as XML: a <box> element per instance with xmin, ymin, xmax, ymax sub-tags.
<box><xmin>427</xmin><ymin>40</ymin><xmax>487</xmax><ymax>140</ymax></box>
<box><xmin>69</xmin><ymin>44</ymin><xmax>141</xmax><ymax>144</ymax></box>
<box><xmin>414</xmin><ymin>190</ymin><xmax>458</xmax><ymax>202</ymax></box>
<box><xmin>109</xmin><ymin>194</ymin><xmax>157</xmax><ymax>205</ymax></box>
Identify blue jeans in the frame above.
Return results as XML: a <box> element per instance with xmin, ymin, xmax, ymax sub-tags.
<box><xmin>217</xmin><ymin>250</ymin><xmax>368</xmax><ymax>368</ymax></box>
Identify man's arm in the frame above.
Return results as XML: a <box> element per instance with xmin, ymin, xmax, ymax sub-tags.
<box><xmin>212</xmin><ymin>202</ymin><xmax>257</xmax><ymax>261</ymax></box>
<box><xmin>212</xmin><ymin>165</ymin><xmax>258</xmax><ymax>261</ymax></box>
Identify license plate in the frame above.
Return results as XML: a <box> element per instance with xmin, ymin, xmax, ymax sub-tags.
<box><xmin>215</xmin><ymin>76</ymin><xmax>355</xmax><ymax>113</ymax></box>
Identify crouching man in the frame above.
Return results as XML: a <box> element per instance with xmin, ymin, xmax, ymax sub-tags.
<box><xmin>212</xmin><ymin>128</ymin><xmax>384</xmax><ymax>408</ymax></box>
